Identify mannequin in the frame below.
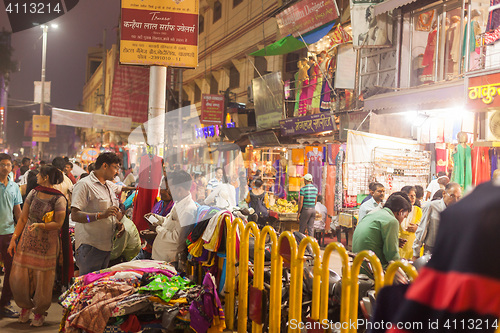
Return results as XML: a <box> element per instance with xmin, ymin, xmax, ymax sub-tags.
<box><xmin>446</xmin><ymin>16</ymin><xmax>461</xmax><ymax>78</ymax></box>
<box><xmin>298</xmin><ymin>58</ymin><xmax>310</xmax><ymax>117</ymax></box>
<box><xmin>451</xmin><ymin>131</ymin><xmax>472</xmax><ymax>190</ymax></box>
<box><xmin>311</xmin><ymin>52</ymin><xmax>325</xmax><ymax>114</ymax></box>
<box><xmin>294</xmin><ymin>59</ymin><xmax>306</xmax><ymax>116</ymax></box>
<box><xmin>463</xmin><ymin>9</ymin><xmax>483</xmax><ymax>70</ymax></box>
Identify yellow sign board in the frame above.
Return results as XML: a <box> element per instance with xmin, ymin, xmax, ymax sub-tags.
<box><xmin>120</xmin><ymin>0</ymin><xmax>199</xmax><ymax>68</ymax></box>
<box><xmin>32</xmin><ymin>115</ymin><xmax>50</xmax><ymax>142</ymax></box>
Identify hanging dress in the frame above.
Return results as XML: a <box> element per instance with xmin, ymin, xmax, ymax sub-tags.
<box><xmin>451</xmin><ymin>144</ymin><xmax>472</xmax><ymax>190</ymax></box>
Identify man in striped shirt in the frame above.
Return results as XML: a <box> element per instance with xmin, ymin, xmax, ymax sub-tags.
<box><xmin>298</xmin><ymin>173</ymin><xmax>318</xmax><ymax>236</ymax></box>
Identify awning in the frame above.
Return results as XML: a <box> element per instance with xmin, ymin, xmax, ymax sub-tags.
<box><xmin>373</xmin><ymin>0</ymin><xmax>418</xmax><ymax>16</ymax></box>
<box><xmin>250</xmin><ymin>21</ymin><xmax>336</xmax><ymax>56</ymax></box>
<box><xmin>363</xmin><ymin>80</ymin><xmax>466</xmax><ymax>113</ymax></box>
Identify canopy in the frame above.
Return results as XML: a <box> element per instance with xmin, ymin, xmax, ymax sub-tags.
<box><xmin>250</xmin><ymin>21</ymin><xmax>336</xmax><ymax>56</ymax></box>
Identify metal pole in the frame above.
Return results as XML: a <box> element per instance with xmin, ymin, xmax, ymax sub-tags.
<box><xmin>38</xmin><ymin>24</ymin><xmax>48</xmax><ymax>160</ymax></box>
<box><xmin>101</xmin><ymin>29</ymin><xmax>106</xmax><ymax>144</ymax></box>
<box><xmin>147</xmin><ymin>66</ymin><xmax>166</xmax><ymax>151</ymax></box>
<box><xmin>178</xmin><ymin>68</ymin><xmax>183</xmax><ymax>164</ymax></box>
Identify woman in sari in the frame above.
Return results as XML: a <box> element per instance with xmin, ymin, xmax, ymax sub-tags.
<box><xmin>8</xmin><ymin>164</ymin><xmax>66</xmax><ymax>327</ymax></box>
<box><xmin>398</xmin><ymin>185</ymin><xmax>422</xmax><ymax>259</ymax></box>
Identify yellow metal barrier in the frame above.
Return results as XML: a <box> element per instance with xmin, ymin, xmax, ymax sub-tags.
<box><xmin>349</xmin><ymin>251</ymin><xmax>384</xmax><ymax>333</ymax></box>
<box><xmin>277</xmin><ymin>232</ymin><xmax>298</xmax><ymax>333</ymax></box>
<box><xmin>295</xmin><ymin>237</ymin><xmax>321</xmax><ymax>322</ymax></box>
<box><xmin>385</xmin><ymin>260</ymin><xmax>418</xmax><ymax>285</ymax></box>
<box><xmin>225</xmin><ymin>217</ymin><xmax>244</xmax><ymax>331</ymax></box>
<box><xmin>320</xmin><ymin>242</ymin><xmax>350</xmax><ymax>333</ymax></box>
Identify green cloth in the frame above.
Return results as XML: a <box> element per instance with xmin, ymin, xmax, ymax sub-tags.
<box><xmin>249</xmin><ymin>36</ymin><xmax>307</xmax><ymax>56</ymax></box>
<box><xmin>452</xmin><ymin>144</ymin><xmax>472</xmax><ymax>191</ymax></box>
<box><xmin>138</xmin><ymin>274</ymin><xmax>193</xmax><ymax>302</ymax></box>
<box><xmin>352</xmin><ymin>207</ymin><xmax>400</xmax><ymax>272</ymax></box>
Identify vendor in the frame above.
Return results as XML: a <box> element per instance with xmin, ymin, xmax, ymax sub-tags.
<box><xmin>151</xmin><ymin>171</ymin><xmax>197</xmax><ymax>267</ymax></box>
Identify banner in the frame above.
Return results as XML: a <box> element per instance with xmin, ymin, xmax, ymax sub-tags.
<box><xmin>276</xmin><ymin>0</ymin><xmax>338</xmax><ymax>37</ymax></box>
<box><xmin>34</xmin><ymin>81</ymin><xmax>51</xmax><ymax>103</ymax></box>
<box><xmin>93</xmin><ymin>114</ymin><xmax>132</xmax><ymax>132</ymax></box>
<box><xmin>330</xmin><ymin>24</ymin><xmax>352</xmax><ymax>46</ymax></box>
<box><xmin>350</xmin><ymin>0</ymin><xmax>393</xmax><ymax>48</ymax></box>
<box><xmin>467</xmin><ymin>72</ymin><xmax>500</xmax><ymax>111</ymax></box>
<box><xmin>200</xmin><ymin>94</ymin><xmax>224</xmax><ymax>125</ymax></box>
<box><xmin>252</xmin><ymin>72</ymin><xmax>285</xmax><ymax>130</ymax></box>
<box><xmin>280</xmin><ymin>113</ymin><xmax>335</xmax><ymax>136</ymax></box>
<box><xmin>52</xmin><ymin>108</ymin><xmax>93</xmax><ymax>128</ymax></box>
<box><xmin>32</xmin><ymin>115</ymin><xmax>50</xmax><ymax>142</ymax></box>
<box><xmin>120</xmin><ymin>0</ymin><xmax>199</xmax><ymax>68</ymax></box>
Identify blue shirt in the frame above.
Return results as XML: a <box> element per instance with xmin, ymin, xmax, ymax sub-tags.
<box><xmin>0</xmin><ymin>180</ymin><xmax>22</xmax><ymax>235</ymax></box>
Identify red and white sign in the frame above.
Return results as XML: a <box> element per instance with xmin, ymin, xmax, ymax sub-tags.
<box><xmin>276</xmin><ymin>0</ymin><xmax>338</xmax><ymax>37</ymax></box>
<box><xmin>201</xmin><ymin>94</ymin><xmax>225</xmax><ymax>125</ymax></box>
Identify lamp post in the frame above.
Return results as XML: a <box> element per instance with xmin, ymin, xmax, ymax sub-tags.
<box><xmin>38</xmin><ymin>23</ymin><xmax>57</xmax><ymax>160</ymax></box>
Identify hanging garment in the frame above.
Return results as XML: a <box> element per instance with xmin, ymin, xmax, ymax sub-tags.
<box><xmin>320</xmin><ymin>57</ymin><xmax>334</xmax><ymax>113</ymax></box>
<box><xmin>273</xmin><ymin>160</ymin><xmax>286</xmax><ymax>199</ymax></box>
<box><xmin>334</xmin><ymin>150</ymin><xmax>344</xmax><ymax>212</ymax></box>
<box><xmin>420</xmin><ymin>28</ymin><xmax>437</xmax><ymax>83</ymax></box>
<box><xmin>311</xmin><ymin>63</ymin><xmax>323</xmax><ymax>113</ymax></box>
<box><xmin>435</xmin><ymin>148</ymin><xmax>447</xmax><ymax>174</ymax></box>
<box><xmin>294</xmin><ymin>71</ymin><xmax>302</xmax><ymax>117</ymax></box>
<box><xmin>325</xmin><ymin>165</ymin><xmax>336</xmax><ymax>230</ymax></box>
<box><xmin>451</xmin><ymin>144</ymin><xmax>472</xmax><ymax>191</ymax></box>
<box><xmin>472</xmin><ymin>146</ymin><xmax>491</xmax><ymax>186</ymax></box>
<box><xmin>487</xmin><ymin>0</ymin><xmax>500</xmax><ymax>32</ymax></box>
<box><xmin>490</xmin><ymin>148</ymin><xmax>499</xmax><ymax>178</ymax></box>
<box><xmin>307</xmin><ymin>148</ymin><xmax>323</xmax><ymax>191</ymax></box>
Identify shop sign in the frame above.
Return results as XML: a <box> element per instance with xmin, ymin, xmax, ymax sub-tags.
<box><xmin>280</xmin><ymin>113</ymin><xmax>335</xmax><ymax>136</ymax></box>
<box><xmin>467</xmin><ymin>72</ymin><xmax>500</xmax><ymax>111</ymax></box>
<box><xmin>120</xmin><ymin>0</ymin><xmax>199</xmax><ymax>68</ymax></box>
<box><xmin>249</xmin><ymin>131</ymin><xmax>280</xmax><ymax>147</ymax></box>
<box><xmin>200</xmin><ymin>94</ymin><xmax>225</xmax><ymax>125</ymax></box>
<box><xmin>32</xmin><ymin>115</ymin><xmax>50</xmax><ymax>142</ymax></box>
<box><xmin>24</xmin><ymin>121</ymin><xmax>56</xmax><ymax>138</ymax></box>
<box><xmin>276</xmin><ymin>0</ymin><xmax>339</xmax><ymax>37</ymax></box>
<box><xmin>252</xmin><ymin>72</ymin><xmax>285</xmax><ymax>130</ymax></box>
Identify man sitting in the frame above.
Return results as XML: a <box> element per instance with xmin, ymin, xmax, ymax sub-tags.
<box><xmin>358</xmin><ymin>182</ymin><xmax>385</xmax><ymax>222</ymax></box>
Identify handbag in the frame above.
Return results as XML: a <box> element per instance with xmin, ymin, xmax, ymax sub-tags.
<box><xmin>42</xmin><ymin>211</ymin><xmax>55</xmax><ymax>223</ymax></box>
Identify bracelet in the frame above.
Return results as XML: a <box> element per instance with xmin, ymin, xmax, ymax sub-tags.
<box><xmin>86</xmin><ymin>214</ymin><xmax>90</xmax><ymax>223</ymax></box>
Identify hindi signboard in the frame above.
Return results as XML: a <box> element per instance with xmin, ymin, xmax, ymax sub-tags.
<box><xmin>252</xmin><ymin>72</ymin><xmax>285</xmax><ymax>130</ymax></box>
<box><xmin>32</xmin><ymin>115</ymin><xmax>50</xmax><ymax>142</ymax></box>
<box><xmin>280</xmin><ymin>113</ymin><xmax>335</xmax><ymax>136</ymax></box>
<box><xmin>276</xmin><ymin>0</ymin><xmax>338</xmax><ymax>37</ymax></box>
<box><xmin>120</xmin><ymin>0</ymin><xmax>199</xmax><ymax>68</ymax></box>
<box><xmin>200</xmin><ymin>94</ymin><xmax>225</xmax><ymax>125</ymax></box>
<box><xmin>467</xmin><ymin>72</ymin><xmax>500</xmax><ymax>111</ymax></box>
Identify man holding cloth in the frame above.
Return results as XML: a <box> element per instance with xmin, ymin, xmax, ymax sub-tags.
<box><xmin>298</xmin><ymin>173</ymin><xmax>318</xmax><ymax>236</ymax></box>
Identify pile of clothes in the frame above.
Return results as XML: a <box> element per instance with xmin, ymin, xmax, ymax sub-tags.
<box><xmin>59</xmin><ymin>260</ymin><xmax>225</xmax><ymax>333</ymax></box>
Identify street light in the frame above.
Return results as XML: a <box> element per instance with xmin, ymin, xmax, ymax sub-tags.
<box><xmin>38</xmin><ymin>23</ymin><xmax>57</xmax><ymax>160</ymax></box>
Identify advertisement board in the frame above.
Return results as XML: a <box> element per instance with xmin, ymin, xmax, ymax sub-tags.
<box><xmin>120</xmin><ymin>0</ymin><xmax>199</xmax><ymax>68</ymax></box>
<box><xmin>276</xmin><ymin>0</ymin><xmax>338</xmax><ymax>37</ymax></box>
<box><xmin>32</xmin><ymin>115</ymin><xmax>50</xmax><ymax>142</ymax></box>
<box><xmin>200</xmin><ymin>94</ymin><xmax>225</xmax><ymax>125</ymax></box>
<box><xmin>252</xmin><ymin>72</ymin><xmax>285</xmax><ymax>130</ymax></box>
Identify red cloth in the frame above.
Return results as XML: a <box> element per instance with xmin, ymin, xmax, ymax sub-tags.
<box><xmin>67</xmin><ymin>173</ymin><xmax>77</xmax><ymax>184</ymax></box>
<box><xmin>137</xmin><ymin>154</ymin><xmax>163</xmax><ymax>189</ymax></box>
<box><xmin>435</xmin><ymin>148</ymin><xmax>447</xmax><ymax>174</ymax></box>
<box><xmin>471</xmin><ymin>146</ymin><xmax>491</xmax><ymax>185</ymax></box>
<box><xmin>132</xmin><ymin>187</ymin><xmax>159</xmax><ymax>232</ymax></box>
<box><xmin>120</xmin><ymin>314</ymin><xmax>142</xmax><ymax>332</ymax></box>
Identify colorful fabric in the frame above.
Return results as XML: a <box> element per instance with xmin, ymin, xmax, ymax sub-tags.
<box><xmin>334</xmin><ymin>149</ymin><xmax>344</xmax><ymax>212</ymax></box>
<box><xmin>307</xmin><ymin>149</ymin><xmax>323</xmax><ymax>191</ymax></box>
<box><xmin>138</xmin><ymin>274</ymin><xmax>193</xmax><ymax>303</ymax></box>
<box><xmin>189</xmin><ymin>273</ymin><xmax>225</xmax><ymax>333</ymax></box>
<box><xmin>472</xmin><ymin>146</ymin><xmax>491</xmax><ymax>186</ymax></box>
<box><xmin>151</xmin><ymin>199</ymin><xmax>174</xmax><ymax>217</ymax></box>
<box><xmin>451</xmin><ymin>144</ymin><xmax>472</xmax><ymax>190</ymax></box>
<box><xmin>398</xmin><ymin>205</ymin><xmax>423</xmax><ymax>260</ymax></box>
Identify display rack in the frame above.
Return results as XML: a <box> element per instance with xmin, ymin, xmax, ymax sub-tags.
<box><xmin>372</xmin><ymin>147</ymin><xmax>431</xmax><ymax>193</ymax></box>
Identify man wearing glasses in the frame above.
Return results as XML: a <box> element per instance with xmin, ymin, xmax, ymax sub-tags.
<box><xmin>412</xmin><ymin>182</ymin><xmax>462</xmax><ymax>260</ymax></box>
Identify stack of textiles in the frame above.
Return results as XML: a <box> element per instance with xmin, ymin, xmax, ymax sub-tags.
<box><xmin>59</xmin><ymin>260</ymin><xmax>225</xmax><ymax>333</ymax></box>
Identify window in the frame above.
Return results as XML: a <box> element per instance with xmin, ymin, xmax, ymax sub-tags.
<box><xmin>229</xmin><ymin>64</ymin><xmax>240</xmax><ymax>89</ymax></box>
<box><xmin>254</xmin><ymin>56</ymin><xmax>268</xmax><ymax>78</ymax></box>
<box><xmin>213</xmin><ymin>1</ymin><xmax>222</xmax><ymax>23</ymax></box>
<box><xmin>210</xmin><ymin>75</ymin><xmax>218</xmax><ymax>94</ymax></box>
<box><xmin>199</xmin><ymin>15</ymin><xmax>204</xmax><ymax>34</ymax></box>
<box><xmin>194</xmin><ymin>84</ymin><xmax>201</xmax><ymax>103</ymax></box>
<box><xmin>233</xmin><ymin>0</ymin><xmax>243</xmax><ymax>7</ymax></box>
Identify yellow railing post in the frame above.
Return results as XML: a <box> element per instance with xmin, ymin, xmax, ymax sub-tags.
<box><xmin>320</xmin><ymin>242</ymin><xmax>350</xmax><ymax>333</ymax></box>
<box><xmin>278</xmin><ymin>232</ymin><xmax>298</xmax><ymax>333</ymax></box>
<box><xmin>296</xmin><ymin>237</ymin><xmax>322</xmax><ymax>322</ymax></box>
<box><xmin>349</xmin><ymin>251</ymin><xmax>384</xmax><ymax>333</ymax></box>
<box><xmin>225</xmin><ymin>217</ymin><xmax>244</xmax><ymax>331</ymax></box>
<box><xmin>234</xmin><ymin>219</ymin><xmax>252</xmax><ymax>333</ymax></box>
<box><xmin>384</xmin><ymin>260</ymin><xmax>418</xmax><ymax>286</ymax></box>
<box><xmin>254</xmin><ymin>226</ymin><xmax>280</xmax><ymax>333</ymax></box>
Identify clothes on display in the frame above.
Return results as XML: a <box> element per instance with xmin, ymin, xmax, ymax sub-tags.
<box><xmin>307</xmin><ymin>147</ymin><xmax>323</xmax><ymax>191</ymax></box>
<box><xmin>487</xmin><ymin>0</ymin><xmax>500</xmax><ymax>32</ymax></box>
<box><xmin>451</xmin><ymin>144</ymin><xmax>472</xmax><ymax>190</ymax></box>
<box><xmin>420</xmin><ymin>27</ymin><xmax>438</xmax><ymax>83</ymax></box>
<box><xmin>472</xmin><ymin>146</ymin><xmax>491</xmax><ymax>186</ymax></box>
<box><xmin>334</xmin><ymin>149</ymin><xmax>344</xmax><ymax>212</ymax></box>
